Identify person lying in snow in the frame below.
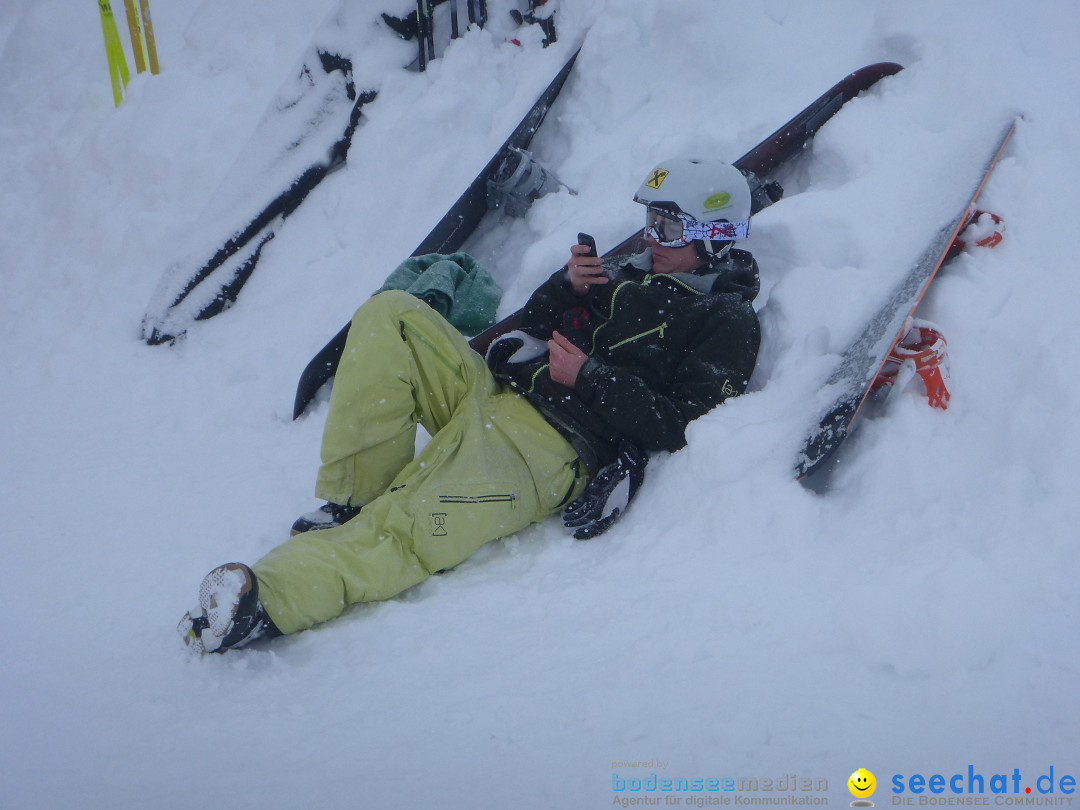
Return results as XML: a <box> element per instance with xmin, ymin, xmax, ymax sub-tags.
<box><xmin>179</xmin><ymin>157</ymin><xmax>762</xmax><ymax>653</ymax></box>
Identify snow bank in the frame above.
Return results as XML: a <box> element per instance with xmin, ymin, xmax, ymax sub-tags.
<box><xmin>2</xmin><ymin>1</ymin><xmax>1078</xmax><ymax>808</ymax></box>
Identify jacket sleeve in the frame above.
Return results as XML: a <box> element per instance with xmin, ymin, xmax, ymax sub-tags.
<box><xmin>574</xmin><ymin>299</ymin><xmax>760</xmax><ymax>453</ymax></box>
<box><xmin>516</xmin><ymin>267</ymin><xmax>583</xmax><ymax>339</ymax></box>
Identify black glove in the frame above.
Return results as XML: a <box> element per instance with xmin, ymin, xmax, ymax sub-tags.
<box><xmin>485</xmin><ymin>329</ymin><xmax>548</xmax><ymax>375</ymax></box>
<box><xmin>562</xmin><ymin>441</ymin><xmax>647</xmax><ymax>540</ymax></box>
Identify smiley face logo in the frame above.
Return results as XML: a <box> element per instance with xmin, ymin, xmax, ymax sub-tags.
<box><xmin>848</xmin><ymin>768</ymin><xmax>877</xmax><ymax>799</ymax></box>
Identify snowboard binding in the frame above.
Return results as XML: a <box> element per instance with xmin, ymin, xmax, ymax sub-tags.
<box><xmin>870</xmin><ymin>210</ymin><xmax>1006</xmax><ymax>410</ymax></box>
<box><xmin>955</xmin><ymin>210</ymin><xmax>1006</xmax><ymax>251</ymax></box>
<box><xmin>872</xmin><ymin>319</ymin><xmax>952</xmax><ymax>410</ymax></box>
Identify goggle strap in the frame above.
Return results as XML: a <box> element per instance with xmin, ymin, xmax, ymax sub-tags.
<box><xmin>645</xmin><ymin>205</ymin><xmax>751</xmax><ymax>245</ymax></box>
<box><xmin>683</xmin><ymin>217</ymin><xmax>751</xmax><ymax>241</ymax></box>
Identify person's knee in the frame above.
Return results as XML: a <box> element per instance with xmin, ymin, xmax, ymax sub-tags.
<box><xmin>354</xmin><ymin>289</ymin><xmax>418</xmax><ymax>322</ymax></box>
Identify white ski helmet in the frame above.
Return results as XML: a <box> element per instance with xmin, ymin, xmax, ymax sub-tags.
<box><xmin>633</xmin><ymin>157</ymin><xmax>752</xmax><ymax>258</ymax></box>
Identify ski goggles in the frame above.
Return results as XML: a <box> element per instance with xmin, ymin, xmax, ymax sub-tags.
<box><xmin>644</xmin><ymin>205</ymin><xmax>751</xmax><ymax>247</ymax></box>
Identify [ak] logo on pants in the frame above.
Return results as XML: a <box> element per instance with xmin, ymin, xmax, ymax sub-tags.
<box><xmin>430</xmin><ymin>512</ymin><xmax>448</xmax><ymax>537</ymax></box>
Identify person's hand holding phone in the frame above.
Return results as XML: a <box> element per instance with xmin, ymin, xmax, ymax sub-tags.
<box><xmin>567</xmin><ymin>232</ymin><xmax>605</xmax><ymax>296</ymax></box>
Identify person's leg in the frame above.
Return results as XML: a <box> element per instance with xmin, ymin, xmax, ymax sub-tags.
<box><xmin>254</xmin><ymin>389</ymin><xmax>583</xmax><ymax>635</ymax></box>
<box><xmin>314</xmin><ymin>289</ymin><xmax>494</xmax><ymax>506</ymax></box>
<box><xmin>182</xmin><ymin>290</ymin><xmax>585</xmax><ymax>649</ymax></box>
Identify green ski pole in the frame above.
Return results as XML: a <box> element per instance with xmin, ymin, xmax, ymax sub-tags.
<box><xmin>98</xmin><ymin>0</ymin><xmax>130</xmax><ymax>106</ymax></box>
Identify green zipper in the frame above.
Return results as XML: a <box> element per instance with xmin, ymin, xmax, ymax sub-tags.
<box><xmin>589</xmin><ymin>280</ymin><xmax>632</xmax><ymax>353</ymax></box>
<box><xmin>439</xmin><ymin>494</ymin><xmax>517</xmax><ymax>507</ymax></box>
<box><xmin>524</xmin><ymin>364</ymin><xmax>549</xmax><ymax>393</ymax></box>
<box><xmin>608</xmin><ymin>321</ymin><xmax>668</xmax><ymax>350</ymax></box>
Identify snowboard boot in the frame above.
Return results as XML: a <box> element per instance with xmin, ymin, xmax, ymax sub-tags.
<box><xmin>290</xmin><ymin>502</ymin><xmax>363</xmax><ymax>536</ymax></box>
<box><xmin>179</xmin><ymin>563</ymin><xmax>280</xmax><ymax>654</ymax></box>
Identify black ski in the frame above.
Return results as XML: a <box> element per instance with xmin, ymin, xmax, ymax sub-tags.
<box><xmin>795</xmin><ymin>118</ymin><xmax>1018</xmax><ymax>486</ymax></box>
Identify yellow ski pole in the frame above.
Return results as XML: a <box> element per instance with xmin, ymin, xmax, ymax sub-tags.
<box><xmin>97</xmin><ymin>0</ymin><xmax>130</xmax><ymax>106</ymax></box>
<box><xmin>139</xmin><ymin>0</ymin><xmax>160</xmax><ymax>75</ymax></box>
<box><xmin>122</xmin><ymin>0</ymin><xmax>147</xmax><ymax>73</ymax></box>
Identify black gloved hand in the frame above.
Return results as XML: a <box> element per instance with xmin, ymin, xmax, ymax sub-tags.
<box><xmin>485</xmin><ymin>329</ymin><xmax>548</xmax><ymax>375</ymax></box>
<box><xmin>562</xmin><ymin>440</ymin><xmax>647</xmax><ymax>540</ymax></box>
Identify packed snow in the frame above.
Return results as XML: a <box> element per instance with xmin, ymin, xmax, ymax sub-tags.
<box><xmin>2</xmin><ymin>1</ymin><xmax>1078</xmax><ymax>808</ymax></box>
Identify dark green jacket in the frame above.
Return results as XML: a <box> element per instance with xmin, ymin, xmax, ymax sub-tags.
<box><xmin>492</xmin><ymin>249</ymin><xmax>761</xmax><ymax>473</ymax></box>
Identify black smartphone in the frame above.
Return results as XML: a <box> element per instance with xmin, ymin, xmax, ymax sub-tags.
<box><xmin>577</xmin><ymin>232</ymin><xmax>606</xmax><ymax>283</ymax></box>
<box><xmin>577</xmin><ymin>232</ymin><xmax>597</xmax><ymax>257</ymax></box>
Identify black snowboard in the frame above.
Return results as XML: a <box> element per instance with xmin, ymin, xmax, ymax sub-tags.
<box><xmin>292</xmin><ymin>47</ymin><xmax>582</xmax><ymax>417</ymax></box>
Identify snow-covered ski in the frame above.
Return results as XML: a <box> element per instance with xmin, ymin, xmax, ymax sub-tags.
<box><xmin>141</xmin><ymin>4</ymin><xmax>556</xmax><ymax>346</ymax></box>
<box><xmin>795</xmin><ymin>118</ymin><xmax>1019</xmax><ymax>486</ymax></box>
<box><xmin>141</xmin><ymin>39</ymin><xmax>378</xmax><ymax>346</ymax></box>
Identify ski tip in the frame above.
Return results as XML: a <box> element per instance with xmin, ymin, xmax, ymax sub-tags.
<box><xmin>144</xmin><ymin>326</ymin><xmax>180</xmax><ymax>346</ymax></box>
<box><xmin>848</xmin><ymin>62</ymin><xmax>904</xmax><ymax>83</ymax></box>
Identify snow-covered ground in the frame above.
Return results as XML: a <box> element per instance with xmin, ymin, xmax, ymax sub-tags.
<box><xmin>2</xmin><ymin>1</ymin><xmax>1078</xmax><ymax>807</ymax></box>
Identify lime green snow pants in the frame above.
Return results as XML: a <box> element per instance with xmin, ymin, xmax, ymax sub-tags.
<box><xmin>253</xmin><ymin>291</ymin><xmax>584</xmax><ymax>634</ymax></box>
